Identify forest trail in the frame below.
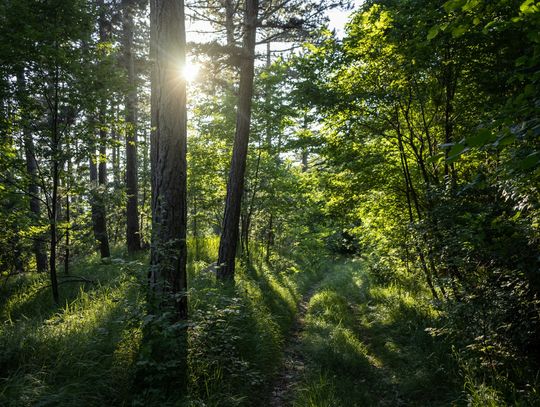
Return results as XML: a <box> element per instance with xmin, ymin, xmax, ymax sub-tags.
<box><xmin>267</xmin><ymin>260</ymin><xmax>461</xmax><ymax>406</ymax></box>
<box><xmin>269</xmin><ymin>283</ymin><xmax>319</xmax><ymax>406</ymax></box>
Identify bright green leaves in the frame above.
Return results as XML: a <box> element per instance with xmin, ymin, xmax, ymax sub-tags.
<box><xmin>442</xmin><ymin>127</ymin><xmax>519</xmax><ymax>164</ymax></box>
<box><xmin>443</xmin><ymin>0</ymin><xmax>468</xmax><ymax>12</ymax></box>
<box><xmin>462</xmin><ymin>0</ymin><xmax>483</xmax><ymax>12</ymax></box>
<box><xmin>520</xmin><ymin>0</ymin><xmax>540</xmax><ymax>14</ymax></box>
<box><xmin>427</xmin><ymin>25</ymin><xmax>440</xmax><ymax>40</ymax></box>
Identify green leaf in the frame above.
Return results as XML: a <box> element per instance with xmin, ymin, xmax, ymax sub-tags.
<box><xmin>483</xmin><ymin>21</ymin><xmax>497</xmax><ymax>33</ymax></box>
<box><xmin>444</xmin><ymin>0</ymin><xmax>467</xmax><ymax>12</ymax></box>
<box><xmin>426</xmin><ymin>152</ymin><xmax>445</xmax><ymax>163</ymax></box>
<box><xmin>517</xmin><ymin>152</ymin><xmax>540</xmax><ymax>169</ymax></box>
<box><xmin>463</xmin><ymin>0</ymin><xmax>481</xmax><ymax>12</ymax></box>
<box><xmin>520</xmin><ymin>0</ymin><xmax>537</xmax><ymax>14</ymax></box>
<box><xmin>427</xmin><ymin>25</ymin><xmax>440</xmax><ymax>40</ymax></box>
<box><xmin>446</xmin><ymin>143</ymin><xmax>468</xmax><ymax>163</ymax></box>
<box><xmin>497</xmin><ymin>134</ymin><xmax>516</xmax><ymax>147</ymax></box>
<box><xmin>452</xmin><ymin>25</ymin><xmax>468</xmax><ymax>38</ymax></box>
<box><xmin>448</xmin><ymin>143</ymin><xmax>466</xmax><ymax>156</ymax></box>
<box><xmin>466</xmin><ymin>128</ymin><xmax>493</xmax><ymax>147</ymax></box>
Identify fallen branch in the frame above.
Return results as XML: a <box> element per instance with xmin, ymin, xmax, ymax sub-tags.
<box><xmin>26</xmin><ymin>276</ymin><xmax>96</xmax><ymax>298</ymax></box>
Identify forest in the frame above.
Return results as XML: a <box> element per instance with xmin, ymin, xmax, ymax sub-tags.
<box><xmin>0</xmin><ymin>0</ymin><xmax>539</xmax><ymax>405</ymax></box>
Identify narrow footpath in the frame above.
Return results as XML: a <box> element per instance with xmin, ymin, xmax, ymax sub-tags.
<box><xmin>269</xmin><ymin>285</ymin><xmax>318</xmax><ymax>407</ymax></box>
<box><xmin>267</xmin><ymin>260</ymin><xmax>461</xmax><ymax>407</ymax></box>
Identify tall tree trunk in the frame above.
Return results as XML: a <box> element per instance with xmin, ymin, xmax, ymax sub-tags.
<box><xmin>90</xmin><ymin>0</ymin><xmax>111</xmax><ymax>259</ymax></box>
<box><xmin>146</xmin><ymin>1</ymin><xmax>189</xmax><ymax>395</ymax></box>
<box><xmin>150</xmin><ymin>0</ymin><xmax>188</xmax><ymax>319</ymax></box>
<box><xmin>123</xmin><ymin>0</ymin><xmax>141</xmax><ymax>254</ymax></box>
<box><xmin>89</xmin><ymin>146</ymin><xmax>110</xmax><ymax>258</ymax></box>
<box><xmin>224</xmin><ymin>0</ymin><xmax>235</xmax><ymax>47</ymax></box>
<box><xmin>140</xmin><ymin>128</ymin><xmax>149</xmax><ymax>246</ymax></box>
<box><xmin>49</xmin><ymin>63</ymin><xmax>60</xmax><ymax>304</ymax></box>
<box><xmin>65</xmin><ymin>188</ymin><xmax>70</xmax><ymax>275</ymax></box>
<box><xmin>217</xmin><ymin>0</ymin><xmax>258</xmax><ymax>280</ymax></box>
<box><xmin>50</xmin><ymin>160</ymin><xmax>60</xmax><ymax>303</ymax></box>
<box><xmin>17</xmin><ymin>70</ymin><xmax>48</xmax><ymax>273</ymax></box>
<box><xmin>63</xmin><ymin>136</ymin><xmax>72</xmax><ymax>276</ymax></box>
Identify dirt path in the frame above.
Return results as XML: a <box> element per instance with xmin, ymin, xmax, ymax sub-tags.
<box><xmin>269</xmin><ymin>286</ymin><xmax>317</xmax><ymax>407</ymax></box>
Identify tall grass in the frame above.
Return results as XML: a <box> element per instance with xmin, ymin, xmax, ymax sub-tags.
<box><xmin>184</xmin><ymin>238</ymin><xmax>327</xmax><ymax>406</ymax></box>
<box><xmin>0</xmin><ymin>250</ymin><xmax>146</xmax><ymax>406</ymax></box>
<box><xmin>293</xmin><ymin>259</ymin><xmax>462</xmax><ymax>407</ymax></box>
<box><xmin>0</xmin><ymin>239</ymin><xmax>327</xmax><ymax>406</ymax></box>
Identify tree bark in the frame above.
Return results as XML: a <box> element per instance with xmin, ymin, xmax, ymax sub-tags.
<box><xmin>89</xmin><ymin>0</ymin><xmax>111</xmax><ymax>259</ymax></box>
<box><xmin>17</xmin><ymin>70</ymin><xmax>48</xmax><ymax>273</ymax></box>
<box><xmin>123</xmin><ymin>0</ymin><xmax>141</xmax><ymax>254</ymax></box>
<box><xmin>89</xmin><ymin>145</ymin><xmax>110</xmax><ymax>258</ymax></box>
<box><xmin>217</xmin><ymin>0</ymin><xmax>258</xmax><ymax>280</ymax></box>
<box><xmin>149</xmin><ymin>0</ymin><xmax>188</xmax><ymax>320</ymax></box>
<box><xmin>49</xmin><ymin>63</ymin><xmax>61</xmax><ymax>304</ymax></box>
<box><xmin>224</xmin><ymin>0</ymin><xmax>236</xmax><ymax>47</ymax></box>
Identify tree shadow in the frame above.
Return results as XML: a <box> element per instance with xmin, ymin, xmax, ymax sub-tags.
<box><xmin>296</xmin><ymin>263</ymin><xmax>463</xmax><ymax>406</ymax></box>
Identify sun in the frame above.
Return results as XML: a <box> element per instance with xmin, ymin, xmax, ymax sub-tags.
<box><xmin>182</xmin><ymin>62</ymin><xmax>200</xmax><ymax>82</ymax></box>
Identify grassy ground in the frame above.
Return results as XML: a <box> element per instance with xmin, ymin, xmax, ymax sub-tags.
<box><xmin>0</xmin><ymin>250</ymin><xmax>146</xmax><ymax>406</ymax></box>
<box><xmin>0</xmin><ymin>240</ymin><xmax>327</xmax><ymax>406</ymax></box>
<box><xmin>2</xmin><ymin>243</ymin><xmax>496</xmax><ymax>406</ymax></box>
<box><xmin>291</xmin><ymin>259</ymin><xmax>463</xmax><ymax>407</ymax></box>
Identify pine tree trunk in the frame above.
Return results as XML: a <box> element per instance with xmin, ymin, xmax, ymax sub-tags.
<box><xmin>17</xmin><ymin>70</ymin><xmax>48</xmax><ymax>273</ymax></box>
<box><xmin>123</xmin><ymin>0</ymin><xmax>141</xmax><ymax>254</ymax></box>
<box><xmin>90</xmin><ymin>0</ymin><xmax>111</xmax><ymax>259</ymax></box>
<box><xmin>89</xmin><ymin>144</ymin><xmax>110</xmax><ymax>259</ymax></box>
<box><xmin>217</xmin><ymin>0</ymin><xmax>258</xmax><ymax>280</ymax></box>
<box><xmin>49</xmin><ymin>63</ymin><xmax>60</xmax><ymax>303</ymax></box>
<box><xmin>149</xmin><ymin>0</ymin><xmax>188</xmax><ymax>319</ymax></box>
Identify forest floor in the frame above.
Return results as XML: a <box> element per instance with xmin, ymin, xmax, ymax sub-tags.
<box><xmin>269</xmin><ymin>284</ymin><xmax>319</xmax><ymax>406</ymax></box>
<box><xmin>269</xmin><ymin>259</ymin><xmax>462</xmax><ymax>407</ymax></box>
<box><xmin>0</xmin><ymin>250</ymin><xmax>463</xmax><ymax>406</ymax></box>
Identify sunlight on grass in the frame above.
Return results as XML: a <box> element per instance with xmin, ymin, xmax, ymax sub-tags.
<box><xmin>184</xmin><ymin>239</ymin><xmax>328</xmax><ymax>406</ymax></box>
<box><xmin>0</xmin><ymin>258</ymin><xmax>145</xmax><ymax>406</ymax></box>
<box><xmin>292</xmin><ymin>259</ymin><xmax>461</xmax><ymax>407</ymax></box>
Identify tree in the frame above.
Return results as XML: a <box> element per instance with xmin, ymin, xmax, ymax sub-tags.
<box><xmin>17</xmin><ymin>69</ymin><xmax>49</xmax><ymax>274</ymax></box>
<box><xmin>149</xmin><ymin>0</ymin><xmax>188</xmax><ymax>320</ymax></box>
<box><xmin>217</xmin><ymin>0</ymin><xmax>258</xmax><ymax>280</ymax></box>
<box><xmin>216</xmin><ymin>0</ymin><xmax>350</xmax><ymax>280</ymax></box>
<box><xmin>89</xmin><ymin>0</ymin><xmax>112</xmax><ymax>260</ymax></box>
<box><xmin>291</xmin><ymin>0</ymin><xmax>540</xmax><ymax>399</ymax></box>
<box><xmin>122</xmin><ymin>0</ymin><xmax>142</xmax><ymax>254</ymax></box>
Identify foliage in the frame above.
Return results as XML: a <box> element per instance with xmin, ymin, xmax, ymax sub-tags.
<box><xmin>291</xmin><ymin>0</ymin><xmax>540</xmax><ymax>403</ymax></box>
<box><xmin>294</xmin><ymin>260</ymin><xmax>461</xmax><ymax>406</ymax></box>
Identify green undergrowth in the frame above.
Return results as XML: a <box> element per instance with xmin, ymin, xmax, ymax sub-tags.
<box><xmin>293</xmin><ymin>259</ymin><xmax>463</xmax><ymax>407</ymax></box>
<box><xmin>182</xmin><ymin>241</ymin><xmax>327</xmax><ymax>406</ymax></box>
<box><xmin>0</xmin><ymin>248</ymin><xmax>146</xmax><ymax>406</ymax></box>
<box><xmin>0</xmin><ymin>238</ymin><xmax>328</xmax><ymax>406</ymax></box>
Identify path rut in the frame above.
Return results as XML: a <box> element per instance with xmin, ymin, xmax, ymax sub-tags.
<box><xmin>269</xmin><ymin>286</ymin><xmax>317</xmax><ymax>407</ymax></box>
